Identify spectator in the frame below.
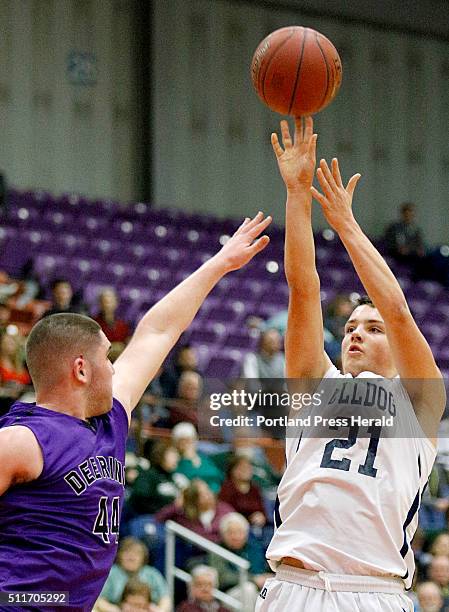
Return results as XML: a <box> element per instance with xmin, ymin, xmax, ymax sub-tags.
<box><xmin>168</xmin><ymin>371</ymin><xmax>204</xmax><ymax>427</ymax></box>
<box><xmin>432</xmin><ymin>534</ymin><xmax>449</xmax><ymax>559</ymax></box>
<box><xmin>0</xmin><ymin>329</ymin><xmax>31</xmax><ymax>386</ymax></box>
<box><xmin>241</xmin><ymin>329</ymin><xmax>284</xmax><ymax>380</ymax></box>
<box><xmin>218</xmin><ymin>455</ymin><xmax>266</xmax><ymax>527</ymax></box>
<box><xmin>428</xmin><ymin>556</ymin><xmax>449</xmax><ymax>599</ymax></box>
<box><xmin>120</xmin><ymin>579</ymin><xmax>156</xmax><ymax>612</ymax></box>
<box><xmin>42</xmin><ymin>279</ymin><xmax>86</xmax><ymax>317</ymax></box>
<box><xmin>384</xmin><ymin>202</ymin><xmax>426</xmax><ymax>275</ymax></box>
<box><xmin>172</xmin><ymin>422</ymin><xmax>224</xmax><ymax>494</ymax></box>
<box><xmin>0</xmin><ymin>271</ymin><xmax>19</xmax><ymax>303</ymax></box>
<box><xmin>208</xmin><ymin>513</ymin><xmax>271</xmax><ymax>612</ymax></box>
<box><xmin>0</xmin><ymin>304</ymin><xmax>10</xmax><ymax>333</ymax></box>
<box><xmin>160</xmin><ymin>344</ymin><xmax>199</xmax><ymax>398</ymax></box>
<box><xmin>176</xmin><ymin>566</ymin><xmax>231</xmax><ymax>612</ymax></box>
<box><xmin>96</xmin><ymin>537</ymin><xmax>169</xmax><ymax>612</ymax></box>
<box><xmin>324</xmin><ymin>294</ymin><xmax>354</xmax><ymax>342</ymax></box>
<box><xmin>128</xmin><ymin>441</ymin><xmax>185</xmax><ymax>516</ymax></box>
<box><xmin>415</xmin><ymin>581</ymin><xmax>448</xmax><ymax>612</ymax></box>
<box><xmin>94</xmin><ymin>288</ymin><xmax>131</xmax><ymax>344</ymax></box>
<box><xmin>155</xmin><ymin>480</ymin><xmax>233</xmax><ymax>544</ymax></box>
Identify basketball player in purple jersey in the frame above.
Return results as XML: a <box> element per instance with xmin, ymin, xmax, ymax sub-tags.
<box><xmin>0</xmin><ymin>212</ymin><xmax>271</xmax><ymax>611</ymax></box>
<box><xmin>256</xmin><ymin>118</ymin><xmax>446</xmax><ymax>611</ymax></box>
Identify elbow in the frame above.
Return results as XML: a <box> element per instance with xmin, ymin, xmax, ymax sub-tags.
<box><xmin>390</xmin><ymin>299</ymin><xmax>411</xmax><ymax>323</ymax></box>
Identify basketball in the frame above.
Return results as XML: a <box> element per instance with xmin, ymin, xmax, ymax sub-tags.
<box><xmin>251</xmin><ymin>26</ymin><xmax>342</xmax><ymax>116</ymax></box>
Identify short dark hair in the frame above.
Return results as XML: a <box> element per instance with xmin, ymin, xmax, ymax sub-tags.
<box><xmin>226</xmin><ymin>453</ymin><xmax>250</xmax><ymax>477</ymax></box>
<box><xmin>400</xmin><ymin>202</ymin><xmax>415</xmax><ymax>213</ymax></box>
<box><xmin>51</xmin><ymin>278</ymin><xmax>71</xmax><ymax>290</ymax></box>
<box><xmin>26</xmin><ymin>313</ymin><xmax>102</xmax><ymax>389</ymax></box>
<box><xmin>356</xmin><ymin>295</ymin><xmax>375</xmax><ymax>308</ymax></box>
<box><xmin>149</xmin><ymin>440</ymin><xmax>176</xmax><ymax>469</ymax></box>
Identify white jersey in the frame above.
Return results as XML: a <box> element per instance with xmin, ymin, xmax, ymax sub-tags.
<box><xmin>266</xmin><ymin>365</ymin><xmax>436</xmax><ymax>589</ymax></box>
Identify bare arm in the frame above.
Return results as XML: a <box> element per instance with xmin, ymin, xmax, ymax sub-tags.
<box><xmin>271</xmin><ymin>117</ymin><xmax>332</xmax><ymax>380</ymax></box>
<box><xmin>0</xmin><ymin>426</ymin><xmax>43</xmax><ymax>495</ymax></box>
<box><xmin>112</xmin><ymin>213</ymin><xmax>271</xmax><ymax>416</ymax></box>
<box><xmin>312</xmin><ymin>158</ymin><xmax>446</xmax><ymax>436</ymax></box>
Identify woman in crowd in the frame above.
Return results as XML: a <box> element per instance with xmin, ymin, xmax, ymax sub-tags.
<box><xmin>0</xmin><ymin>329</ymin><xmax>31</xmax><ymax>387</ymax></box>
<box><xmin>128</xmin><ymin>440</ymin><xmax>186</xmax><ymax>516</ymax></box>
<box><xmin>172</xmin><ymin>422</ymin><xmax>224</xmax><ymax>494</ymax></box>
<box><xmin>218</xmin><ymin>454</ymin><xmax>267</xmax><ymax>527</ymax></box>
<box><xmin>95</xmin><ymin>537</ymin><xmax>169</xmax><ymax>612</ymax></box>
<box><xmin>207</xmin><ymin>513</ymin><xmax>272</xmax><ymax>612</ymax></box>
<box><xmin>155</xmin><ymin>479</ymin><xmax>233</xmax><ymax>544</ymax></box>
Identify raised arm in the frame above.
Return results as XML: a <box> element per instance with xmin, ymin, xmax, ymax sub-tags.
<box><xmin>311</xmin><ymin>158</ymin><xmax>446</xmax><ymax>436</ymax></box>
<box><xmin>112</xmin><ymin>213</ymin><xmax>271</xmax><ymax>416</ymax></box>
<box><xmin>271</xmin><ymin>117</ymin><xmax>332</xmax><ymax>380</ymax></box>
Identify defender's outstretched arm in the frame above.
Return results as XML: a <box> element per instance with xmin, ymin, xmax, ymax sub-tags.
<box><xmin>272</xmin><ymin>117</ymin><xmax>332</xmax><ymax>380</ymax></box>
<box><xmin>112</xmin><ymin>213</ymin><xmax>271</xmax><ymax>416</ymax></box>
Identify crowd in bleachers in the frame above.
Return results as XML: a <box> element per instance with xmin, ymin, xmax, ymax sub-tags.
<box><xmin>2</xmin><ymin>188</ymin><xmax>449</xmax><ymax>610</ymax></box>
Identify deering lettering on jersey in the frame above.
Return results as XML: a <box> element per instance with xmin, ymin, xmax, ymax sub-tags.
<box><xmin>327</xmin><ymin>380</ymin><xmax>396</xmax><ymax>417</ymax></box>
<box><xmin>64</xmin><ymin>455</ymin><xmax>125</xmax><ymax>495</ymax></box>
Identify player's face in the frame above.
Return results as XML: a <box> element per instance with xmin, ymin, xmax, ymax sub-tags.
<box><xmin>86</xmin><ymin>332</ymin><xmax>114</xmax><ymax>416</ymax></box>
<box><xmin>341</xmin><ymin>305</ymin><xmax>396</xmax><ymax>377</ymax></box>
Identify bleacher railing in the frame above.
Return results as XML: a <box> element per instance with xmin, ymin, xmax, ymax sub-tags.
<box><xmin>165</xmin><ymin>520</ymin><xmax>250</xmax><ymax>611</ymax></box>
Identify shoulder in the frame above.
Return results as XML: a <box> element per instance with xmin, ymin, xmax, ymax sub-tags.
<box><xmin>217</xmin><ymin>501</ymin><xmax>235</xmax><ymax>515</ymax></box>
<box><xmin>110</xmin><ymin>396</ymin><xmax>131</xmax><ymax>429</ymax></box>
<box><xmin>141</xmin><ymin>565</ymin><xmax>165</xmax><ymax>582</ymax></box>
<box><xmin>0</xmin><ymin>425</ymin><xmax>44</xmax><ymax>482</ymax></box>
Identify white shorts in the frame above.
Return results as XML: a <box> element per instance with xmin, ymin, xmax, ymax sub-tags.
<box><xmin>255</xmin><ymin>565</ymin><xmax>414</xmax><ymax>612</ymax></box>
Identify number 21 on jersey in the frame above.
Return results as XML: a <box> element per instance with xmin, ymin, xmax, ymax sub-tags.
<box><xmin>320</xmin><ymin>423</ymin><xmax>381</xmax><ymax>478</ymax></box>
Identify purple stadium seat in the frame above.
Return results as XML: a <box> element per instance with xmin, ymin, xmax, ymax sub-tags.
<box><xmin>225</xmin><ymin>331</ymin><xmax>259</xmax><ymax>351</ymax></box>
<box><xmin>408</xmin><ymin>298</ymin><xmax>430</xmax><ymax>320</ymax></box>
<box><xmin>8</xmin><ymin>205</ymin><xmax>40</xmax><ymax>228</ymax></box>
<box><xmin>43</xmin><ymin>210</ymin><xmax>76</xmax><ymax>232</ymax></box>
<box><xmin>33</xmin><ymin>254</ymin><xmax>68</xmax><ymax>277</ymax></box>
<box><xmin>204</xmin><ymin>355</ymin><xmax>241</xmax><ymax>378</ymax></box>
<box><xmin>207</xmin><ymin>303</ymin><xmax>247</xmax><ymax>325</ymax></box>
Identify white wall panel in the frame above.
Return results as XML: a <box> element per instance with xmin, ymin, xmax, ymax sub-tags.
<box><xmin>0</xmin><ymin>0</ymin><xmax>137</xmax><ymax>201</ymax></box>
<box><xmin>152</xmin><ymin>0</ymin><xmax>449</xmax><ymax>244</ymax></box>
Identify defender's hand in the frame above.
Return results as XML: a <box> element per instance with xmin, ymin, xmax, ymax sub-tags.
<box><xmin>311</xmin><ymin>158</ymin><xmax>361</xmax><ymax>232</ymax></box>
<box><xmin>215</xmin><ymin>211</ymin><xmax>271</xmax><ymax>273</ymax></box>
<box><xmin>271</xmin><ymin>116</ymin><xmax>317</xmax><ymax>192</ymax></box>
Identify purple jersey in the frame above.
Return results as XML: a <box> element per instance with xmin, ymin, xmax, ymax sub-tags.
<box><xmin>0</xmin><ymin>399</ymin><xmax>129</xmax><ymax>611</ymax></box>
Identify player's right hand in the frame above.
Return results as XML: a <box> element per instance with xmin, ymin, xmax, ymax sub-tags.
<box><xmin>271</xmin><ymin>116</ymin><xmax>317</xmax><ymax>192</ymax></box>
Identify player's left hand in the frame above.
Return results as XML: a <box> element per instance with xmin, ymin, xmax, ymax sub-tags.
<box><xmin>311</xmin><ymin>158</ymin><xmax>361</xmax><ymax>232</ymax></box>
<box><xmin>215</xmin><ymin>211</ymin><xmax>271</xmax><ymax>272</ymax></box>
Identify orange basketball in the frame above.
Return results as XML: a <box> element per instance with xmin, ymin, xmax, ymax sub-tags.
<box><xmin>251</xmin><ymin>26</ymin><xmax>342</xmax><ymax>116</ymax></box>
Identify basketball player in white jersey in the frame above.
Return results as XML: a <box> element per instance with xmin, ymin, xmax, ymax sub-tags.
<box><xmin>255</xmin><ymin>117</ymin><xmax>446</xmax><ymax>611</ymax></box>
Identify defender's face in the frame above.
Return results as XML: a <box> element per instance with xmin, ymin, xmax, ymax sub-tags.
<box><xmin>86</xmin><ymin>332</ymin><xmax>114</xmax><ymax>416</ymax></box>
<box><xmin>341</xmin><ymin>305</ymin><xmax>396</xmax><ymax>377</ymax></box>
